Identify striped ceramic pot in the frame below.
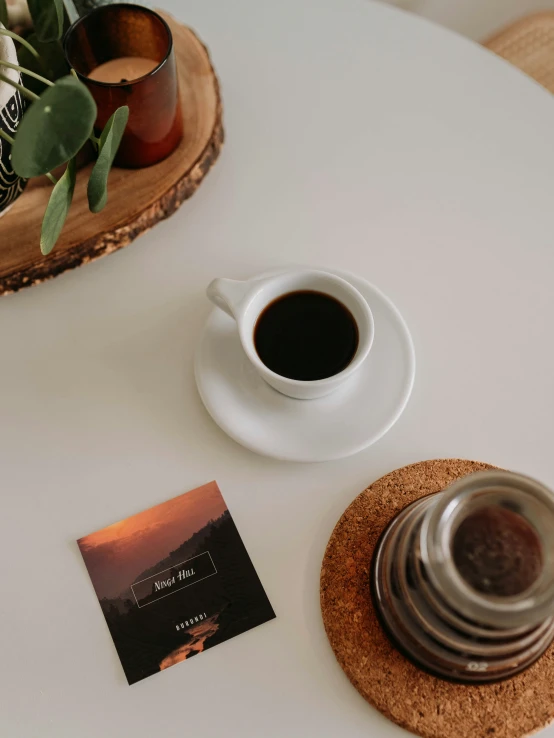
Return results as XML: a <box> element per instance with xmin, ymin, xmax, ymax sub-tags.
<box><xmin>0</xmin><ymin>23</ymin><xmax>27</xmax><ymax>217</ymax></box>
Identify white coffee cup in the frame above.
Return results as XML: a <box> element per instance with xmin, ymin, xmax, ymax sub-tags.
<box><xmin>206</xmin><ymin>269</ymin><xmax>374</xmax><ymax>400</ymax></box>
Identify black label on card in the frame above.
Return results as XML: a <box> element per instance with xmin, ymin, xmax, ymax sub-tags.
<box><xmin>131</xmin><ymin>552</ymin><xmax>218</xmax><ymax>607</ymax></box>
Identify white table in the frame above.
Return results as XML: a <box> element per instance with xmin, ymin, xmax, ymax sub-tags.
<box><xmin>2</xmin><ymin>0</ymin><xmax>554</xmax><ymax>736</ymax></box>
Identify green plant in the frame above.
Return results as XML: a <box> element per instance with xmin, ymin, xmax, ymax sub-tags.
<box><xmin>0</xmin><ymin>1</ymin><xmax>129</xmax><ymax>254</ymax></box>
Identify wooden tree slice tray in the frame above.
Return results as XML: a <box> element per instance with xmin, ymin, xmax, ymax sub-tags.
<box><xmin>0</xmin><ymin>11</ymin><xmax>223</xmax><ymax>295</ymax></box>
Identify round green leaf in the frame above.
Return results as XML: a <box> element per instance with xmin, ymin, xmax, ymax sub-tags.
<box><xmin>40</xmin><ymin>158</ymin><xmax>77</xmax><ymax>255</ymax></box>
<box><xmin>27</xmin><ymin>0</ymin><xmax>64</xmax><ymax>43</ymax></box>
<box><xmin>12</xmin><ymin>76</ymin><xmax>96</xmax><ymax>178</ymax></box>
<box><xmin>87</xmin><ymin>105</ymin><xmax>129</xmax><ymax>213</ymax></box>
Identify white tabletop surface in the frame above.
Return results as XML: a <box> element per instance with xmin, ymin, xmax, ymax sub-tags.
<box><xmin>2</xmin><ymin>0</ymin><xmax>554</xmax><ymax>736</ymax></box>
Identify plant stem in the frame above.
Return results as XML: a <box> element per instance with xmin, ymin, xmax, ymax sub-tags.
<box><xmin>0</xmin><ymin>72</ymin><xmax>39</xmax><ymax>102</ymax></box>
<box><xmin>45</xmin><ymin>172</ymin><xmax>57</xmax><ymax>185</ymax></box>
<box><xmin>0</xmin><ymin>29</ymin><xmax>40</xmax><ymax>59</ymax></box>
<box><xmin>0</xmin><ymin>129</ymin><xmax>14</xmax><ymax>145</ymax></box>
<box><xmin>0</xmin><ymin>59</ymin><xmax>54</xmax><ymax>87</ymax></box>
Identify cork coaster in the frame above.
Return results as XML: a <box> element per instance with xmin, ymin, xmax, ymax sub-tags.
<box><xmin>320</xmin><ymin>459</ymin><xmax>554</xmax><ymax>738</ymax></box>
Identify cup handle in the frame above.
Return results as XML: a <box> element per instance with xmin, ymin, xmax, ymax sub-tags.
<box><xmin>206</xmin><ymin>278</ymin><xmax>250</xmax><ymax>319</ymax></box>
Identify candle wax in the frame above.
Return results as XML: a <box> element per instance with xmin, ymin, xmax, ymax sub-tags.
<box><xmin>88</xmin><ymin>57</ymin><xmax>159</xmax><ymax>84</ymax></box>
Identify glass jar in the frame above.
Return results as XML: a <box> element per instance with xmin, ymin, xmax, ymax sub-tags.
<box><xmin>371</xmin><ymin>470</ymin><xmax>554</xmax><ymax>682</ymax></box>
<box><xmin>64</xmin><ymin>4</ymin><xmax>183</xmax><ymax>168</ymax></box>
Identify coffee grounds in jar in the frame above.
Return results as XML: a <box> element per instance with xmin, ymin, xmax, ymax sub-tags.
<box><xmin>452</xmin><ymin>506</ymin><xmax>543</xmax><ymax>597</ymax></box>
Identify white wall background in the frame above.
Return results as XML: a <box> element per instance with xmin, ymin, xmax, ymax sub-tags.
<box><xmin>384</xmin><ymin>0</ymin><xmax>554</xmax><ymax>40</ymax></box>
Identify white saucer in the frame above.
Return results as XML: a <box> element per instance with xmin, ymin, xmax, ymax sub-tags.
<box><xmin>195</xmin><ymin>268</ymin><xmax>416</xmax><ymax>462</ymax></box>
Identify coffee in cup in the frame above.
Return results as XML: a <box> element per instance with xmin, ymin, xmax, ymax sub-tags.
<box><xmin>254</xmin><ymin>290</ymin><xmax>359</xmax><ymax>381</ymax></box>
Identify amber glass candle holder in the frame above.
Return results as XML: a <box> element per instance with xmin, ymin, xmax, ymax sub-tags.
<box><xmin>64</xmin><ymin>4</ymin><xmax>183</xmax><ymax>168</ymax></box>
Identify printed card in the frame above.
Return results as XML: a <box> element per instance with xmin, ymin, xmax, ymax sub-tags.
<box><xmin>78</xmin><ymin>482</ymin><xmax>275</xmax><ymax>684</ymax></box>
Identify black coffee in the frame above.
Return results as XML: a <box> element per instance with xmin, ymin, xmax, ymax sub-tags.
<box><xmin>254</xmin><ymin>290</ymin><xmax>359</xmax><ymax>381</ymax></box>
